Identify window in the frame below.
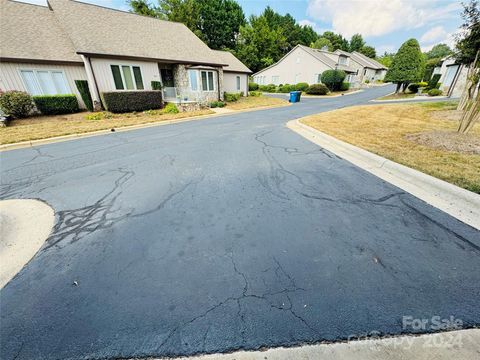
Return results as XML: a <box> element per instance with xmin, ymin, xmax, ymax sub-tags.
<box><xmin>236</xmin><ymin>76</ymin><xmax>241</xmax><ymax>91</ymax></box>
<box><xmin>294</xmin><ymin>73</ymin><xmax>300</xmax><ymax>83</ymax></box>
<box><xmin>110</xmin><ymin>65</ymin><xmax>144</xmax><ymax>90</ymax></box>
<box><xmin>201</xmin><ymin>70</ymin><xmax>215</xmax><ymax>91</ymax></box>
<box><xmin>296</xmin><ymin>57</ymin><xmax>300</xmax><ymax>63</ymax></box>
<box><xmin>443</xmin><ymin>65</ymin><xmax>459</xmax><ymax>87</ymax></box>
<box><xmin>20</xmin><ymin>69</ymin><xmax>70</xmax><ymax>96</ymax></box>
<box><xmin>271</xmin><ymin>76</ymin><xmax>279</xmax><ymax>85</ymax></box>
<box><xmin>338</xmin><ymin>56</ymin><xmax>348</xmax><ymax>65</ymax></box>
<box><xmin>189</xmin><ymin>70</ymin><xmax>198</xmax><ymax>91</ymax></box>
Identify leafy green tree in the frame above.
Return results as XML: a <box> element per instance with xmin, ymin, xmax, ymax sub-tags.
<box><xmin>425</xmin><ymin>43</ymin><xmax>453</xmax><ymax>60</ymax></box>
<box><xmin>349</xmin><ymin>34</ymin><xmax>365</xmax><ymax>52</ymax></box>
<box><xmin>385</xmin><ymin>38</ymin><xmax>425</xmax><ymax>92</ymax></box>
<box><xmin>128</xmin><ymin>0</ymin><xmax>160</xmax><ymax>17</ymax></box>
<box><xmin>377</xmin><ymin>52</ymin><xmax>395</xmax><ymax>67</ymax></box>
<box><xmin>321</xmin><ymin>31</ymin><xmax>349</xmax><ymax>51</ymax></box>
<box><xmin>359</xmin><ymin>45</ymin><xmax>376</xmax><ymax>58</ymax></box>
<box><xmin>311</xmin><ymin>37</ymin><xmax>333</xmax><ymax>51</ymax></box>
<box><xmin>423</xmin><ymin>58</ymin><xmax>442</xmax><ymax>81</ymax></box>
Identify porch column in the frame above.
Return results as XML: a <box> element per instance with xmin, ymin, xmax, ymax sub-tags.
<box><xmin>217</xmin><ymin>67</ymin><xmax>224</xmax><ymax>101</ymax></box>
<box><xmin>80</xmin><ymin>55</ymin><xmax>102</xmax><ymax>111</ymax></box>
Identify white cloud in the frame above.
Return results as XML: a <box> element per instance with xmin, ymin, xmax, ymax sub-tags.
<box><xmin>376</xmin><ymin>44</ymin><xmax>396</xmax><ymax>55</ymax></box>
<box><xmin>306</xmin><ymin>0</ymin><xmax>461</xmax><ymax>38</ymax></box>
<box><xmin>298</xmin><ymin>19</ymin><xmax>330</xmax><ymax>34</ymax></box>
<box><xmin>420</xmin><ymin>26</ymin><xmax>448</xmax><ymax>43</ymax></box>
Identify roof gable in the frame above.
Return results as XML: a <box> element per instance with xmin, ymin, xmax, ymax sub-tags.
<box><xmin>211</xmin><ymin>50</ymin><xmax>251</xmax><ymax>73</ymax></box>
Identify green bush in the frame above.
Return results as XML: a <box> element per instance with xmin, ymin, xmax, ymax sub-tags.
<box><xmin>101</xmin><ymin>91</ymin><xmax>163</xmax><ymax>113</ymax></box>
<box><xmin>258</xmin><ymin>84</ymin><xmax>277</xmax><ymax>92</ymax></box>
<box><xmin>151</xmin><ymin>81</ymin><xmax>162</xmax><ymax>90</ymax></box>
<box><xmin>278</xmin><ymin>84</ymin><xmax>295</xmax><ymax>93</ymax></box>
<box><xmin>427</xmin><ymin>74</ymin><xmax>441</xmax><ymax>90</ymax></box>
<box><xmin>295</xmin><ymin>82</ymin><xmax>309</xmax><ymax>92</ymax></box>
<box><xmin>0</xmin><ymin>90</ymin><xmax>34</xmax><ymax>118</ymax></box>
<box><xmin>74</xmin><ymin>80</ymin><xmax>93</xmax><ymax>111</ymax></box>
<box><xmin>224</xmin><ymin>92</ymin><xmax>241</xmax><ymax>102</ymax></box>
<box><xmin>428</xmin><ymin>88</ymin><xmax>442</xmax><ymax>96</ymax></box>
<box><xmin>249</xmin><ymin>91</ymin><xmax>262</xmax><ymax>97</ymax></box>
<box><xmin>33</xmin><ymin>94</ymin><xmax>79</xmax><ymax>115</ymax></box>
<box><xmin>305</xmin><ymin>84</ymin><xmax>329</xmax><ymax>95</ymax></box>
<box><xmin>162</xmin><ymin>103</ymin><xmax>179</xmax><ymax>114</ymax></box>
<box><xmin>417</xmin><ymin>81</ymin><xmax>428</xmax><ymax>87</ymax></box>
<box><xmin>364</xmin><ymin>79</ymin><xmax>370</xmax><ymax>84</ymax></box>
<box><xmin>407</xmin><ymin>83</ymin><xmax>420</xmax><ymax>93</ymax></box>
<box><xmin>209</xmin><ymin>101</ymin><xmax>225</xmax><ymax>108</ymax></box>
<box><xmin>85</xmin><ymin>111</ymin><xmax>113</xmax><ymax>120</ymax></box>
<box><xmin>321</xmin><ymin>70</ymin><xmax>346</xmax><ymax>91</ymax></box>
<box><xmin>248</xmin><ymin>82</ymin><xmax>259</xmax><ymax>91</ymax></box>
<box><xmin>340</xmin><ymin>82</ymin><xmax>350</xmax><ymax>91</ymax></box>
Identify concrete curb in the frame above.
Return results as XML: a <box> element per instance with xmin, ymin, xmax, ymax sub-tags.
<box><xmin>287</xmin><ymin>119</ymin><xmax>480</xmax><ymax>230</ymax></box>
<box><xmin>264</xmin><ymin>89</ymin><xmax>364</xmax><ymax>98</ymax></box>
<box><xmin>371</xmin><ymin>95</ymin><xmax>450</xmax><ymax>102</ymax></box>
<box><xmin>151</xmin><ymin>329</ymin><xmax>480</xmax><ymax>359</ymax></box>
<box><xmin>0</xmin><ymin>102</ymin><xmax>291</xmax><ymax>152</ymax></box>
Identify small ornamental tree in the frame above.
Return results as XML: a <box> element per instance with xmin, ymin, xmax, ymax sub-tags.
<box><xmin>321</xmin><ymin>69</ymin><xmax>346</xmax><ymax>91</ymax></box>
<box><xmin>385</xmin><ymin>38</ymin><xmax>425</xmax><ymax>93</ymax></box>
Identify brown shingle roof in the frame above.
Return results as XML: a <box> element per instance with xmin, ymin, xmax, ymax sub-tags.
<box><xmin>211</xmin><ymin>50</ymin><xmax>251</xmax><ymax>73</ymax></box>
<box><xmin>0</xmin><ymin>0</ymin><xmax>81</xmax><ymax>63</ymax></box>
<box><xmin>351</xmin><ymin>51</ymin><xmax>387</xmax><ymax>70</ymax></box>
<box><xmin>47</xmin><ymin>0</ymin><xmax>225</xmax><ymax>66</ymax></box>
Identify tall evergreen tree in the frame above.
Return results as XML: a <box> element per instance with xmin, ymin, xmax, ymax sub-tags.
<box><xmin>385</xmin><ymin>39</ymin><xmax>425</xmax><ymax>92</ymax></box>
<box><xmin>359</xmin><ymin>45</ymin><xmax>376</xmax><ymax>58</ymax></box>
<box><xmin>349</xmin><ymin>34</ymin><xmax>365</xmax><ymax>52</ymax></box>
<box><xmin>321</xmin><ymin>31</ymin><xmax>349</xmax><ymax>51</ymax></box>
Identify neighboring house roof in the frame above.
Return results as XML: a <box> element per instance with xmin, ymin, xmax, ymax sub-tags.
<box><xmin>0</xmin><ymin>0</ymin><xmax>81</xmax><ymax>63</ymax></box>
<box><xmin>47</xmin><ymin>0</ymin><xmax>226</xmax><ymax>66</ymax></box>
<box><xmin>350</xmin><ymin>51</ymin><xmax>387</xmax><ymax>70</ymax></box>
<box><xmin>211</xmin><ymin>50</ymin><xmax>252</xmax><ymax>73</ymax></box>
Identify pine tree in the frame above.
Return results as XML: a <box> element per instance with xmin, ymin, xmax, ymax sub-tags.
<box><xmin>385</xmin><ymin>39</ymin><xmax>424</xmax><ymax>93</ymax></box>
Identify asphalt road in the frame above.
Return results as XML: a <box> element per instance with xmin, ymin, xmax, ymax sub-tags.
<box><xmin>1</xmin><ymin>86</ymin><xmax>479</xmax><ymax>359</ymax></box>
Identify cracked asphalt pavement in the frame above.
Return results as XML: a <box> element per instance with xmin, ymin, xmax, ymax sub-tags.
<box><xmin>1</xmin><ymin>85</ymin><xmax>479</xmax><ymax>359</ymax></box>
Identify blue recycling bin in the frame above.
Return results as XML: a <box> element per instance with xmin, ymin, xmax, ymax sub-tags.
<box><xmin>289</xmin><ymin>91</ymin><xmax>301</xmax><ymax>103</ymax></box>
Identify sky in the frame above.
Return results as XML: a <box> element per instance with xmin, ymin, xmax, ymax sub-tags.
<box><xmin>19</xmin><ymin>0</ymin><xmax>464</xmax><ymax>54</ymax></box>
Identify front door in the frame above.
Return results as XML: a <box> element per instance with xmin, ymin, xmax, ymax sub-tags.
<box><xmin>160</xmin><ymin>69</ymin><xmax>174</xmax><ymax>87</ymax></box>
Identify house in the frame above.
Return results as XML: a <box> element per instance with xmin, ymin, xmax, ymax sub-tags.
<box><xmin>0</xmin><ymin>0</ymin><xmax>251</xmax><ymax>110</ymax></box>
<box><xmin>252</xmin><ymin>45</ymin><xmax>387</xmax><ymax>87</ymax></box>
<box><xmin>432</xmin><ymin>56</ymin><xmax>468</xmax><ymax>98</ymax></box>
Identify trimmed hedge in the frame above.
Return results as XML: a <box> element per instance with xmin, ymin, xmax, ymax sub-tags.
<box><xmin>74</xmin><ymin>80</ymin><xmax>93</xmax><ymax>111</ymax></box>
<box><xmin>407</xmin><ymin>83</ymin><xmax>420</xmax><ymax>93</ymax></box>
<box><xmin>428</xmin><ymin>88</ymin><xmax>442</xmax><ymax>96</ymax></box>
<box><xmin>305</xmin><ymin>84</ymin><xmax>329</xmax><ymax>95</ymax></box>
<box><xmin>33</xmin><ymin>94</ymin><xmax>79</xmax><ymax>115</ymax></box>
<box><xmin>0</xmin><ymin>90</ymin><xmax>34</xmax><ymax>118</ymax></box>
<box><xmin>248</xmin><ymin>82</ymin><xmax>259</xmax><ymax>91</ymax></box>
<box><xmin>224</xmin><ymin>92</ymin><xmax>241</xmax><ymax>102</ymax></box>
<box><xmin>321</xmin><ymin>70</ymin><xmax>346</xmax><ymax>91</ymax></box>
<box><xmin>151</xmin><ymin>81</ymin><xmax>162</xmax><ymax>90</ymax></box>
<box><xmin>249</xmin><ymin>91</ymin><xmax>262</xmax><ymax>97</ymax></box>
<box><xmin>258</xmin><ymin>84</ymin><xmax>277</xmax><ymax>92</ymax></box>
<box><xmin>278</xmin><ymin>84</ymin><xmax>295</xmax><ymax>93</ymax></box>
<box><xmin>101</xmin><ymin>91</ymin><xmax>163</xmax><ymax>113</ymax></box>
<box><xmin>295</xmin><ymin>82</ymin><xmax>309</xmax><ymax>92</ymax></box>
<box><xmin>209</xmin><ymin>101</ymin><xmax>225</xmax><ymax>108</ymax></box>
<box><xmin>340</xmin><ymin>82</ymin><xmax>350</xmax><ymax>91</ymax></box>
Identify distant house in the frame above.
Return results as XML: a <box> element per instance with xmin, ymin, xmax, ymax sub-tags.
<box><xmin>252</xmin><ymin>45</ymin><xmax>387</xmax><ymax>87</ymax></box>
<box><xmin>432</xmin><ymin>56</ymin><xmax>468</xmax><ymax>98</ymax></box>
<box><xmin>0</xmin><ymin>0</ymin><xmax>251</xmax><ymax>110</ymax></box>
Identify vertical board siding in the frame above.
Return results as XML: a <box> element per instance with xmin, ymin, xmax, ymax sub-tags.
<box><xmin>0</xmin><ymin>62</ymin><xmax>88</xmax><ymax>108</ymax></box>
<box><xmin>223</xmin><ymin>72</ymin><xmax>248</xmax><ymax>95</ymax></box>
<box><xmin>90</xmin><ymin>58</ymin><xmax>161</xmax><ymax>93</ymax></box>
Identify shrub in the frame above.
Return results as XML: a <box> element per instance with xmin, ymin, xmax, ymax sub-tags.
<box><xmin>278</xmin><ymin>84</ymin><xmax>295</xmax><ymax>93</ymax></box>
<box><xmin>163</xmin><ymin>103</ymin><xmax>179</xmax><ymax>114</ymax></box>
<box><xmin>33</xmin><ymin>94</ymin><xmax>79</xmax><ymax>115</ymax></box>
<box><xmin>305</xmin><ymin>84</ymin><xmax>329</xmax><ymax>95</ymax></box>
<box><xmin>224</xmin><ymin>92</ymin><xmax>241</xmax><ymax>102</ymax></box>
<box><xmin>101</xmin><ymin>91</ymin><xmax>163</xmax><ymax>113</ymax></box>
<box><xmin>428</xmin><ymin>88</ymin><xmax>442</xmax><ymax>96</ymax></box>
<box><xmin>258</xmin><ymin>84</ymin><xmax>276</xmax><ymax>92</ymax></box>
<box><xmin>74</xmin><ymin>80</ymin><xmax>93</xmax><ymax>111</ymax></box>
<box><xmin>248</xmin><ymin>82</ymin><xmax>259</xmax><ymax>91</ymax></box>
<box><xmin>295</xmin><ymin>82</ymin><xmax>309</xmax><ymax>92</ymax></box>
<box><xmin>340</xmin><ymin>82</ymin><xmax>350</xmax><ymax>91</ymax></box>
<box><xmin>321</xmin><ymin>70</ymin><xmax>346</xmax><ymax>91</ymax></box>
<box><xmin>417</xmin><ymin>81</ymin><xmax>428</xmax><ymax>87</ymax></box>
<box><xmin>151</xmin><ymin>81</ymin><xmax>162</xmax><ymax>90</ymax></box>
<box><xmin>364</xmin><ymin>79</ymin><xmax>370</xmax><ymax>84</ymax></box>
<box><xmin>407</xmin><ymin>83</ymin><xmax>420</xmax><ymax>93</ymax></box>
<box><xmin>249</xmin><ymin>91</ymin><xmax>262</xmax><ymax>97</ymax></box>
<box><xmin>85</xmin><ymin>111</ymin><xmax>113</xmax><ymax>120</ymax></box>
<box><xmin>0</xmin><ymin>90</ymin><xmax>34</xmax><ymax>118</ymax></box>
<box><xmin>427</xmin><ymin>73</ymin><xmax>441</xmax><ymax>90</ymax></box>
<box><xmin>209</xmin><ymin>101</ymin><xmax>225</xmax><ymax>108</ymax></box>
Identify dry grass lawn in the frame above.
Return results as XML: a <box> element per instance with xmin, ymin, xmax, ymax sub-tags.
<box><xmin>226</xmin><ymin>95</ymin><xmax>288</xmax><ymax>110</ymax></box>
<box><xmin>301</xmin><ymin>101</ymin><xmax>480</xmax><ymax>193</ymax></box>
<box><xmin>0</xmin><ymin>109</ymin><xmax>213</xmax><ymax>145</ymax></box>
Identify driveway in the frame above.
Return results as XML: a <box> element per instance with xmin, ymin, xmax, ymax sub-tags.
<box><xmin>1</xmin><ymin>85</ymin><xmax>479</xmax><ymax>359</ymax></box>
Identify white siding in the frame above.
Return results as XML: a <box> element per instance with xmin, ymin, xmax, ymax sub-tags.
<box><xmin>253</xmin><ymin>47</ymin><xmax>332</xmax><ymax>85</ymax></box>
<box><xmin>0</xmin><ymin>62</ymin><xmax>88</xmax><ymax>108</ymax></box>
<box><xmin>90</xmin><ymin>58</ymin><xmax>161</xmax><ymax>93</ymax></box>
<box><xmin>223</xmin><ymin>72</ymin><xmax>248</xmax><ymax>95</ymax></box>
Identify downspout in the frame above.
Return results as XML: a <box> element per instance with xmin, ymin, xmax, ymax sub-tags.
<box><xmin>80</xmin><ymin>54</ymin><xmax>102</xmax><ymax>111</ymax></box>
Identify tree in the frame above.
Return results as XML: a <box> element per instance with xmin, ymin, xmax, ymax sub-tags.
<box><xmin>311</xmin><ymin>37</ymin><xmax>333</xmax><ymax>51</ymax></box>
<box><xmin>377</xmin><ymin>52</ymin><xmax>395</xmax><ymax>67</ymax></box>
<box><xmin>359</xmin><ymin>45</ymin><xmax>376</xmax><ymax>58</ymax></box>
<box><xmin>128</xmin><ymin>0</ymin><xmax>160</xmax><ymax>17</ymax></box>
<box><xmin>385</xmin><ymin>38</ymin><xmax>424</xmax><ymax>92</ymax></box>
<box><xmin>455</xmin><ymin>0</ymin><xmax>480</xmax><ymax>133</ymax></box>
<box><xmin>425</xmin><ymin>43</ymin><xmax>452</xmax><ymax>60</ymax></box>
<box><xmin>321</xmin><ymin>31</ymin><xmax>349</xmax><ymax>51</ymax></box>
<box><xmin>423</xmin><ymin>58</ymin><xmax>442</xmax><ymax>81</ymax></box>
<box><xmin>349</xmin><ymin>34</ymin><xmax>365</xmax><ymax>52</ymax></box>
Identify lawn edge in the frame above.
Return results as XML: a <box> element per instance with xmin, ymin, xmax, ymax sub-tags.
<box><xmin>287</xmin><ymin>118</ymin><xmax>480</xmax><ymax>230</ymax></box>
<box><xmin>0</xmin><ymin>102</ymin><xmax>290</xmax><ymax>151</ymax></box>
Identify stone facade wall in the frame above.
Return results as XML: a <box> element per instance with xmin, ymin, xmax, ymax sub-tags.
<box><xmin>173</xmin><ymin>64</ymin><xmax>224</xmax><ymax>104</ymax></box>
